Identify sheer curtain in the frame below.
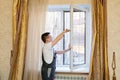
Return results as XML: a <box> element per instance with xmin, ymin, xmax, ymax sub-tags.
<box><xmin>89</xmin><ymin>0</ymin><xmax>109</xmax><ymax>80</ymax></box>
<box><xmin>23</xmin><ymin>0</ymin><xmax>48</xmax><ymax>80</ymax></box>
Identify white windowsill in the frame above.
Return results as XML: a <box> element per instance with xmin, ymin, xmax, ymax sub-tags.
<box><xmin>56</xmin><ymin>66</ymin><xmax>89</xmax><ymax>73</ymax></box>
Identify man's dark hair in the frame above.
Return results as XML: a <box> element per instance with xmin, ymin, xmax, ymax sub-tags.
<box><xmin>41</xmin><ymin>32</ymin><xmax>50</xmax><ymax>43</ymax></box>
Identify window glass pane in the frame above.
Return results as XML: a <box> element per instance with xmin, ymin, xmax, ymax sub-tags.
<box><xmin>64</xmin><ymin>12</ymin><xmax>70</xmax><ymax>65</ymax></box>
<box><xmin>72</xmin><ymin>11</ymin><xmax>86</xmax><ymax>65</ymax></box>
<box><xmin>64</xmin><ymin>11</ymin><xmax>86</xmax><ymax>65</ymax></box>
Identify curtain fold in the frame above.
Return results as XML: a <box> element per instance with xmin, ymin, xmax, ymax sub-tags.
<box><xmin>9</xmin><ymin>0</ymin><xmax>28</xmax><ymax>80</ymax></box>
<box><xmin>89</xmin><ymin>0</ymin><xmax>110</xmax><ymax>80</ymax></box>
<box><xmin>23</xmin><ymin>0</ymin><xmax>48</xmax><ymax>80</ymax></box>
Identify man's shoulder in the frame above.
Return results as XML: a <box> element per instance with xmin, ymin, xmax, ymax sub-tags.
<box><xmin>43</xmin><ymin>42</ymin><xmax>52</xmax><ymax>49</ymax></box>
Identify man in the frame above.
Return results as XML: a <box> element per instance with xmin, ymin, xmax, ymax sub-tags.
<box><xmin>41</xmin><ymin>29</ymin><xmax>71</xmax><ymax>80</ymax></box>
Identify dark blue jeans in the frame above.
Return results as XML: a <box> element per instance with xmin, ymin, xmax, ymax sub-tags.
<box><xmin>41</xmin><ymin>52</ymin><xmax>56</xmax><ymax>80</ymax></box>
<box><xmin>41</xmin><ymin>65</ymin><xmax>56</xmax><ymax>80</ymax></box>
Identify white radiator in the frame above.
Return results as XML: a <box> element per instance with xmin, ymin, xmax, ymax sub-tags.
<box><xmin>55</xmin><ymin>74</ymin><xmax>87</xmax><ymax>80</ymax></box>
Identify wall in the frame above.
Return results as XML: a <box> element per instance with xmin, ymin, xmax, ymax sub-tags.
<box><xmin>108</xmin><ymin>0</ymin><xmax>120</xmax><ymax>80</ymax></box>
<box><xmin>0</xmin><ymin>0</ymin><xmax>12</xmax><ymax>80</ymax></box>
<box><xmin>48</xmin><ymin>0</ymin><xmax>90</xmax><ymax>4</ymax></box>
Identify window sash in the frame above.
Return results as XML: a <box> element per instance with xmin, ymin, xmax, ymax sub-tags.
<box><xmin>70</xmin><ymin>5</ymin><xmax>87</xmax><ymax>70</ymax></box>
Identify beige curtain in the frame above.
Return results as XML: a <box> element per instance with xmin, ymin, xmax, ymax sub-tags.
<box><xmin>9</xmin><ymin>0</ymin><xmax>28</xmax><ymax>80</ymax></box>
<box><xmin>23</xmin><ymin>0</ymin><xmax>48</xmax><ymax>80</ymax></box>
<box><xmin>89</xmin><ymin>0</ymin><xmax>110</xmax><ymax>80</ymax></box>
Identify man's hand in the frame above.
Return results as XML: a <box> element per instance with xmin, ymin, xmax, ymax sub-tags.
<box><xmin>64</xmin><ymin>29</ymin><xmax>70</xmax><ymax>33</ymax></box>
<box><xmin>68</xmin><ymin>44</ymin><xmax>72</xmax><ymax>50</ymax></box>
<box><xmin>52</xmin><ymin>29</ymin><xmax>70</xmax><ymax>47</ymax></box>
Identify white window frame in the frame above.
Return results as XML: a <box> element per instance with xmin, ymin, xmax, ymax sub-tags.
<box><xmin>47</xmin><ymin>5</ymin><xmax>92</xmax><ymax>73</ymax></box>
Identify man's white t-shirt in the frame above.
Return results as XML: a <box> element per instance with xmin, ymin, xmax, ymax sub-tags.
<box><xmin>43</xmin><ymin>42</ymin><xmax>54</xmax><ymax>64</ymax></box>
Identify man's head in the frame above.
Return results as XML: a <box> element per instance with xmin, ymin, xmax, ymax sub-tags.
<box><xmin>41</xmin><ymin>32</ymin><xmax>52</xmax><ymax>43</ymax></box>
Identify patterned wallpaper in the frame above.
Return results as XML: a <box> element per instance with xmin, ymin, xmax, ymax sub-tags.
<box><xmin>48</xmin><ymin>0</ymin><xmax>91</xmax><ymax>4</ymax></box>
<box><xmin>108</xmin><ymin>0</ymin><xmax>120</xmax><ymax>80</ymax></box>
<box><xmin>0</xmin><ymin>0</ymin><xmax>12</xmax><ymax>80</ymax></box>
